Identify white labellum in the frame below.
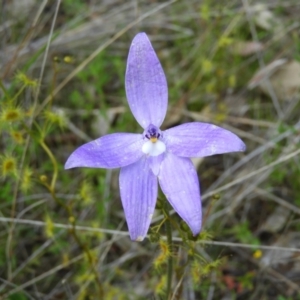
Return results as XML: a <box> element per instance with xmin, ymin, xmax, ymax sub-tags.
<box><xmin>142</xmin><ymin>140</ymin><xmax>166</xmax><ymax>157</ymax></box>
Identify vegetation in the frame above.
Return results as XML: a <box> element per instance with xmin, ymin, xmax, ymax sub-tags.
<box><xmin>0</xmin><ymin>0</ymin><xmax>300</xmax><ymax>299</ymax></box>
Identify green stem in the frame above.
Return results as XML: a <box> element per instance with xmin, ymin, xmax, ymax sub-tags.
<box><xmin>165</xmin><ymin>210</ymin><xmax>173</xmax><ymax>299</ymax></box>
<box><xmin>11</xmin><ymin>84</ymin><xmax>26</xmax><ymax>102</ymax></box>
<box><xmin>39</xmin><ymin>141</ymin><xmax>58</xmax><ymax>190</ymax></box>
<box><xmin>0</xmin><ymin>80</ymin><xmax>10</xmax><ymax>99</ymax></box>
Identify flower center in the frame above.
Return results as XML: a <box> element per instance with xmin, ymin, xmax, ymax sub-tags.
<box><xmin>142</xmin><ymin>124</ymin><xmax>166</xmax><ymax>156</ymax></box>
<box><xmin>145</xmin><ymin>124</ymin><xmax>160</xmax><ymax>142</ymax></box>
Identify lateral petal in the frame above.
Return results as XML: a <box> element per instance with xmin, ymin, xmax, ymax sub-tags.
<box><xmin>125</xmin><ymin>33</ymin><xmax>168</xmax><ymax>129</ymax></box>
<box><xmin>119</xmin><ymin>157</ymin><xmax>158</xmax><ymax>241</ymax></box>
<box><xmin>65</xmin><ymin>133</ymin><xmax>144</xmax><ymax>169</ymax></box>
<box><xmin>164</xmin><ymin>122</ymin><xmax>246</xmax><ymax>157</ymax></box>
<box><xmin>158</xmin><ymin>153</ymin><xmax>202</xmax><ymax>236</ymax></box>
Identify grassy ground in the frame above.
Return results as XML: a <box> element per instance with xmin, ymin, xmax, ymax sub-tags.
<box><xmin>1</xmin><ymin>0</ymin><xmax>300</xmax><ymax>299</ymax></box>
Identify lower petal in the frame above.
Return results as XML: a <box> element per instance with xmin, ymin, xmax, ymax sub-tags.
<box><xmin>148</xmin><ymin>154</ymin><xmax>165</xmax><ymax>176</ymax></box>
<box><xmin>158</xmin><ymin>153</ymin><xmax>202</xmax><ymax>235</ymax></box>
<box><xmin>119</xmin><ymin>157</ymin><xmax>158</xmax><ymax>241</ymax></box>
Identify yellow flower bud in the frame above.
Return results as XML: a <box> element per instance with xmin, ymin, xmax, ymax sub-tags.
<box><xmin>40</xmin><ymin>175</ymin><xmax>48</xmax><ymax>182</ymax></box>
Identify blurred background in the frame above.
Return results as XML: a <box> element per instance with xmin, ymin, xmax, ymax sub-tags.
<box><xmin>0</xmin><ymin>0</ymin><xmax>300</xmax><ymax>299</ymax></box>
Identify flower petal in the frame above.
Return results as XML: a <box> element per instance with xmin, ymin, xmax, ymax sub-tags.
<box><xmin>158</xmin><ymin>153</ymin><xmax>202</xmax><ymax>235</ymax></box>
<box><xmin>164</xmin><ymin>122</ymin><xmax>246</xmax><ymax>157</ymax></box>
<box><xmin>125</xmin><ymin>33</ymin><xmax>168</xmax><ymax>129</ymax></box>
<box><xmin>65</xmin><ymin>133</ymin><xmax>144</xmax><ymax>169</ymax></box>
<box><xmin>148</xmin><ymin>154</ymin><xmax>165</xmax><ymax>176</ymax></box>
<box><xmin>119</xmin><ymin>157</ymin><xmax>158</xmax><ymax>241</ymax></box>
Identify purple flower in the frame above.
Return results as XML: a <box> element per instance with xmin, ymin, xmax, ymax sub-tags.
<box><xmin>65</xmin><ymin>33</ymin><xmax>246</xmax><ymax>241</ymax></box>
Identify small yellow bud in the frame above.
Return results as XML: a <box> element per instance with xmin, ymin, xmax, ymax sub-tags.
<box><xmin>1</xmin><ymin>107</ymin><xmax>23</xmax><ymax>122</ymax></box>
<box><xmin>25</xmin><ymin>107</ymin><xmax>34</xmax><ymax>117</ymax></box>
<box><xmin>91</xmin><ymin>221</ymin><xmax>103</xmax><ymax>239</ymax></box>
<box><xmin>218</xmin><ymin>36</ymin><xmax>233</xmax><ymax>48</ymax></box>
<box><xmin>21</xmin><ymin>167</ymin><xmax>33</xmax><ymax>192</ymax></box>
<box><xmin>44</xmin><ymin>109</ymin><xmax>66</xmax><ymax>128</ymax></box>
<box><xmin>79</xmin><ymin>180</ymin><xmax>94</xmax><ymax>206</ymax></box>
<box><xmin>229</xmin><ymin>74</ymin><xmax>236</xmax><ymax>88</ymax></box>
<box><xmin>53</xmin><ymin>56</ymin><xmax>60</xmax><ymax>63</ymax></box>
<box><xmin>205</xmin><ymin>80</ymin><xmax>216</xmax><ymax>93</ymax></box>
<box><xmin>215</xmin><ymin>103</ymin><xmax>228</xmax><ymax>123</ymax></box>
<box><xmin>10</xmin><ymin>131</ymin><xmax>24</xmax><ymax>144</ymax></box>
<box><xmin>40</xmin><ymin>175</ymin><xmax>48</xmax><ymax>182</ymax></box>
<box><xmin>69</xmin><ymin>216</ymin><xmax>75</xmax><ymax>224</ymax></box>
<box><xmin>212</xmin><ymin>194</ymin><xmax>220</xmax><ymax>200</ymax></box>
<box><xmin>216</xmin><ymin>68</ymin><xmax>225</xmax><ymax>77</ymax></box>
<box><xmin>154</xmin><ymin>275</ymin><xmax>167</xmax><ymax>295</ymax></box>
<box><xmin>201</xmin><ymin>59</ymin><xmax>213</xmax><ymax>75</ymax></box>
<box><xmin>45</xmin><ymin>214</ymin><xmax>54</xmax><ymax>238</ymax></box>
<box><xmin>63</xmin><ymin>55</ymin><xmax>74</xmax><ymax>64</ymax></box>
<box><xmin>253</xmin><ymin>249</ymin><xmax>262</xmax><ymax>259</ymax></box>
<box><xmin>77</xmin><ymin>290</ymin><xmax>87</xmax><ymax>300</ymax></box>
<box><xmin>1</xmin><ymin>155</ymin><xmax>17</xmax><ymax>177</ymax></box>
<box><xmin>191</xmin><ymin>259</ymin><xmax>223</xmax><ymax>284</ymax></box>
<box><xmin>75</xmin><ymin>272</ymin><xmax>95</xmax><ymax>284</ymax></box>
<box><xmin>200</xmin><ymin>4</ymin><xmax>210</xmax><ymax>22</ymax></box>
<box><xmin>62</xmin><ymin>253</ymin><xmax>70</xmax><ymax>267</ymax></box>
<box><xmin>153</xmin><ymin>240</ymin><xmax>172</xmax><ymax>269</ymax></box>
<box><xmin>191</xmin><ymin>261</ymin><xmax>202</xmax><ymax>283</ymax></box>
<box><xmin>4</xmin><ymin>160</ymin><xmax>14</xmax><ymax>172</ymax></box>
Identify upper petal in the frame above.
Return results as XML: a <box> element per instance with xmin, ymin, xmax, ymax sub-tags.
<box><xmin>125</xmin><ymin>33</ymin><xmax>168</xmax><ymax>129</ymax></box>
<box><xmin>158</xmin><ymin>153</ymin><xmax>202</xmax><ymax>235</ymax></box>
<box><xmin>65</xmin><ymin>133</ymin><xmax>144</xmax><ymax>169</ymax></box>
<box><xmin>164</xmin><ymin>122</ymin><xmax>246</xmax><ymax>157</ymax></box>
<box><xmin>119</xmin><ymin>157</ymin><xmax>158</xmax><ymax>241</ymax></box>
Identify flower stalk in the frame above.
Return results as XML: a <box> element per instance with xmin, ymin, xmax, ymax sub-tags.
<box><xmin>39</xmin><ymin>140</ymin><xmax>58</xmax><ymax>191</ymax></box>
<box><xmin>164</xmin><ymin>209</ymin><xmax>173</xmax><ymax>299</ymax></box>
